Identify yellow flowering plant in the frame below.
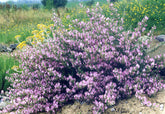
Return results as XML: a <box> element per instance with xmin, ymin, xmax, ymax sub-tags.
<box><xmin>25</xmin><ymin>24</ymin><xmax>53</xmax><ymax>47</ymax></box>
<box><xmin>14</xmin><ymin>23</ymin><xmax>53</xmax><ymax>50</ymax></box>
<box><xmin>37</xmin><ymin>24</ymin><xmax>48</xmax><ymax>31</ymax></box>
<box><xmin>11</xmin><ymin>65</ymin><xmax>22</xmax><ymax>73</ymax></box>
<box><xmin>14</xmin><ymin>35</ymin><xmax>21</xmax><ymax>43</ymax></box>
<box><xmin>32</xmin><ymin>30</ymin><xmax>39</xmax><ymax>35</ymax></box>
<box><xmin>16</xmin><ymin>41</ymin><xmax>27</xmax><ymax>49</ymax></box>
<box><xmin>11</xmin><ymin>65</ymin><xmax>19</xmax><ymax>71</ymax></box>
<box><xmin>112</xmin><ymin>0</ymin><xmax>164</xmax><ymax>31</ymax></box>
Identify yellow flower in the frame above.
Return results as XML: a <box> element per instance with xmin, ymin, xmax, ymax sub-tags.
<box><xmin>32</xmin><ymin>30</ymin><xmax>39</xmax><ymax>34</ymax></box>
<box><xmin>46</xmin><ymin>31</ymin><xmax>50</xmax><ymax>34</ymax></box>
<box><xmin>37</xmin><ymin>24</ymin><xmax>47</xmax><ymax>30</ymax></box>
<box><xmin>38</xmin><ymin>37</ymin><xmax>45</xmax><ymax>42</ymax></box>
<box><xmin>11</xmin><ymin>65</ymin><xmax>19</xmax><ymax>70</ymax></box>
<box><xmin>17</xmin><ymin>41</ymin><xmax>26</xmax><ymax>49</ymax></box>
<box><xmin>15</xmin><ymin>35</ymin><xmax>21</xmax><ymax>40</ymax></box>
<box><xmin>26</xmin><ymin>36</ymin><xmax>33</xmax><ymax>39</ymax></box>
<box><xmin>132</xmin><ymin>18</ymin><xmax>135</xmax><ymax>21</ymax></box>
<box><xmin>31</xmin><ymin>41</ymin><xmax>37</xmax><ymax>45</ymax></box>
<box><xmin>34</xmin><ymin>34</ymin><xmax>41</xmax><ymax>39</ymax></box>
<box><xmin>48</xmin><ymin>24</ymin><xmax>54</xmax><ymax>28</ymax></box>
<box><xmin>26</xmin><ymin>36</ymin><xmax>33</xmax><ymax>42</ymax></box>
<box><xmin>39</xmin><ymin>30</ymin><xmax>44</xmax><ymax>35</ymax></box>
<box><xmin>37</xmin><ymin>24</ymin><xmax>41</xmax><ymax>29</ymax></box>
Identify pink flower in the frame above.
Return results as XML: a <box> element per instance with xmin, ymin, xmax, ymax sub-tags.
<box><xmin>144</xmin><ymin>16</ymin><xmax>149</xmax><ymax>20</ymax></box>
<box><xmin>110</xmin><ymin>3</ymin><xmax>113</xmax><ymax>7</ymax></box>
<box><xmin>142</xmin><ymin>27</ymin><xmax>146</xmax><ymax>32</ymax></box>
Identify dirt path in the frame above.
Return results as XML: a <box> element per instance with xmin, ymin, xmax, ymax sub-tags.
<box><xmin>30</xmin><ymin>89</ymin><xmax>165</xmax><ymax>114</ymax></box>
<box><xmin>40</xmin><ymin>89</ymin><xmax>165</xmax><ymax>114</ymax></box>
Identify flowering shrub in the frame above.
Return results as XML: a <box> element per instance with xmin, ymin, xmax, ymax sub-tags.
<box><xmin>1</xmin><ymin>3</ymin><xmax>165</xmax><ymax>114</ymax></box>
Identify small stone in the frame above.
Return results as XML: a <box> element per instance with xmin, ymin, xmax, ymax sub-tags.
<box><xmin>0</xmin><ymin>99</ymin><xmax>2</xmax><ymax>103</ymax></box>
<box><xmin>0</xmin><ymin>102</ymin><xmax>8</xmax><ymax>110</ymax></box>
<box><xmin>138</xmin><ymin>35</ymin><xmax>151</xmax><ymax>43</ymax></box>
<box><xmin>110</xmin><ymin>107</ymin><xmax>115</xmax><ymax>112</ymax></box>
<box><xmin>160</xmin><ymin>104</ymin><xmax>164</xmax><ymax>111</ymax></box>
<box><xmin>155</xmin><ymin>35</ymin><xmax>165</xmax><ymax>42</ymax></box>
<box><xmin>9</xmin><ymin>44</ymin><xmax>18</xmax><ymax>51</ymax></box>
<box><xmin>136</xmin><ymin>35</ymin><xmax>151</xmax><ymax>47</ymax></box>
<box><xmin>2</xmin><ymin>96</ymin><xmax>10</xmax><ymax>102</ymax></box>
<box><xmin>6</xmin><ymin>47</ymin><xmax>12</xmax><ymax>52</ymax></box>
<box><xmin>1</xmin><ymin>90</ymin><xmax>4</xmax><ymax>95</ymax></box>
<box><xmin>0</xmin><ymin>44</ymin><xmax>8</xmax><ymax>52</ymax></box>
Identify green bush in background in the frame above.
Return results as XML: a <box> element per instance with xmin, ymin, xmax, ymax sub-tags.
<box><xmin>85</xmin><ymin>0</ymin><xmax>95</xmax><ymax>7</ymax></box>
<box><xmin>41</xmin><ymin>0</ymin><xmax>68</xmax><ymax>10</ymax></box>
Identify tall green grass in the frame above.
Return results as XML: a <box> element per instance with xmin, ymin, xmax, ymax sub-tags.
<box><xmin>0</xmin><ymin>54</ymin><xmax>19</xmax><ymax>92</ymax></box>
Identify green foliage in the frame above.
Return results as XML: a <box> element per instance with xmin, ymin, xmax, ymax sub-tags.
<box><xmin>41</xmin><ymin>0</ymin><xmax>53</xmax><ymax>10</ymax></box>
<box><xmin>41</xmin><ymin>0</ymin><xmax>68</xmax><ymax>9</ymax></box>
<box><xmin>65</xmin><ymin>0</ymin><xmax>107</xmax><ymax>8</ymax></box>
<box><xmin>86</xmin><ymin>0</ymin><xmax>95</xmax><ymax>7</ymax></box>
<box><xmin>21</xmin><ymin>4</ymin><xmax>30</xmax><ymax>11</ymax></box>
<box><xmin>0</xmin><ymin>55</ymin><xmax>19</xmax><ymax>93</ymax></box>
<box><xmin>32</xmin><ymin>4</ymin><xmax>40</xmax><ymax>10</ymax></box>
<box><xmin>0</xmin><ymin>75</ymin><xmax>2</xmax><ymax>90</ymax></box>
<box><xmin>110</xmin><ymin>0</ymin><xmax>118</xmax><ymax>2</ymax></box>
